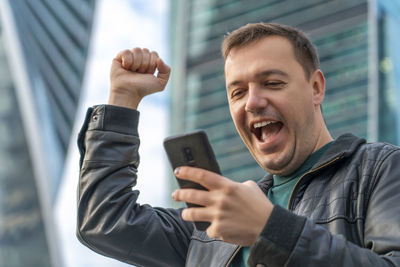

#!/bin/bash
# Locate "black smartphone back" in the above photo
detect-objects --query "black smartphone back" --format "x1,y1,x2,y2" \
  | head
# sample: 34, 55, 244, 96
163, 130, 221, 231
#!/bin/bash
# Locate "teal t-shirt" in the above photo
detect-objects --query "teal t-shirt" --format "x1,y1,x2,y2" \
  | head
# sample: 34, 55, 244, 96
230, 142, 333, 267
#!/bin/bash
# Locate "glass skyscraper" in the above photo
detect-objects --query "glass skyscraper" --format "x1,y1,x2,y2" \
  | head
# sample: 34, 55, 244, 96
0, 0, 95, 266
377, 0, 400, 144
169, 0, 400, 182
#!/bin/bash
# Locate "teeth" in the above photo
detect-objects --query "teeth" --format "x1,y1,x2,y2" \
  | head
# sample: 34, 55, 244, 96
253, 121, 276, 129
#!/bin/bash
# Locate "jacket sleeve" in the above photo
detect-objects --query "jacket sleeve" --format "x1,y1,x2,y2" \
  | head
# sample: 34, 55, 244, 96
76, 105, 193, 267
247, 149, 400, 267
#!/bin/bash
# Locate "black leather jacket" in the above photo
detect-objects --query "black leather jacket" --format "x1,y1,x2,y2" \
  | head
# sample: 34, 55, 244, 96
77, 105, 400, 267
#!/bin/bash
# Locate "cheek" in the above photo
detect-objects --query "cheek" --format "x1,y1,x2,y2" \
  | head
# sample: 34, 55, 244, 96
229, 104, 247, 134
286, 97, 315, 136
229, 101, 239, 120
285, 90, 312, 119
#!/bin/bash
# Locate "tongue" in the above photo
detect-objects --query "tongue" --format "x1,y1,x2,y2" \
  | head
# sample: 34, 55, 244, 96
260, 122, 282, 142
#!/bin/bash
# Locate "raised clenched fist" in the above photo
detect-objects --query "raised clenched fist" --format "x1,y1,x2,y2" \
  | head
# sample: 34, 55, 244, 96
109, 47, 171, 109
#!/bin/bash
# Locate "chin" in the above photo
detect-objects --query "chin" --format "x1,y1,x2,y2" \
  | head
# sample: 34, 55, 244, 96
257, 152, 295, 176
259, 160, 285, 175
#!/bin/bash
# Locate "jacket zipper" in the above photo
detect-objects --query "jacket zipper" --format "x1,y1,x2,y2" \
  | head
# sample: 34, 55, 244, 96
287, 156, 342, 210
225, 245, 242, 267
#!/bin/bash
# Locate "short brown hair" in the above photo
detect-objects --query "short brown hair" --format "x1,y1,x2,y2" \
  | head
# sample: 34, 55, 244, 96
221, 23, 320, 79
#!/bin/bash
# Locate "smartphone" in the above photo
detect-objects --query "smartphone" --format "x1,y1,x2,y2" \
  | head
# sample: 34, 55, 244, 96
163, 130, 221, 231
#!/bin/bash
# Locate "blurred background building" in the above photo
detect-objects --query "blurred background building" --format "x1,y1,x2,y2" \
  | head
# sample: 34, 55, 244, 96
0, 0, 95, 266
169, 0, 400, 182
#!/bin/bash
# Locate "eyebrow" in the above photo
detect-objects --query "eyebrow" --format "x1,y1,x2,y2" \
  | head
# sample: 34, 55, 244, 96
255, 69, 289, 79
227, 69, 289, 90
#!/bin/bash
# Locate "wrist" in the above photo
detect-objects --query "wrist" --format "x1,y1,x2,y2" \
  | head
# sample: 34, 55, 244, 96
108, 91, 141, 110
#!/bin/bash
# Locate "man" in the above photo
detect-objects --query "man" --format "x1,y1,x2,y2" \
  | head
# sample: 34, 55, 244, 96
77, 23, 400, 266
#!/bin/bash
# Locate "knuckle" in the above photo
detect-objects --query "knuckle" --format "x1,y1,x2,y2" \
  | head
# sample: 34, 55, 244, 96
197, 171, 207, 183
175, 188, 192, 202
132, 47, 142, 53
224, 182, 238, 195
117, 50, 130, 62
179, 189, 189, 200
121, 49, 130, 56
183, 208, 194, 219
174, 189, 187, 202
216, 196, 229, 210
213, 209, 224, 221
243, 180, 256, 186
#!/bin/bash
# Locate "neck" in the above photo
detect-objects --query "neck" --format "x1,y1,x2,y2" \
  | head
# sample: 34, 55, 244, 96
312, 114, 333, 153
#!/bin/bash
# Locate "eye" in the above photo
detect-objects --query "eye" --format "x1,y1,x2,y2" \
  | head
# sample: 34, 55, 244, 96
264, 81, 285, 88
230, 88, 245, 99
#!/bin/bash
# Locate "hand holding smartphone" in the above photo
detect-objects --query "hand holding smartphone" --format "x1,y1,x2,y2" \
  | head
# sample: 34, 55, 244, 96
163, 130, 221, 231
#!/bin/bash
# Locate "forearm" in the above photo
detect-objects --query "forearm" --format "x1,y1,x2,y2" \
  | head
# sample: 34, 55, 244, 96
248, 206, 400, 267
77, 105, 192, 266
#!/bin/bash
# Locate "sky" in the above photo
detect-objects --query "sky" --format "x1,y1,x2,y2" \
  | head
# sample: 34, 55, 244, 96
54, 1, 170, 266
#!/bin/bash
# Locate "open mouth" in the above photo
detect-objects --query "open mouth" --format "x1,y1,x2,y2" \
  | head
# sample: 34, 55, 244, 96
251, 121, 283, 142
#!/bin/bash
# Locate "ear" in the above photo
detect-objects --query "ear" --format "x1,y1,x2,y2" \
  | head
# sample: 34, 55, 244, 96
310, 69, 325, 107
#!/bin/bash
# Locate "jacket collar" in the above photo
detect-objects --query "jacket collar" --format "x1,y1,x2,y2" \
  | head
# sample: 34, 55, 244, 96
313, 133, 366, 169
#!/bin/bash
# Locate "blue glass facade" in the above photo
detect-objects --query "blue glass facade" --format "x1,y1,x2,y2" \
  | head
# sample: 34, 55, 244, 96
8, 0, 95, 196
0, 0, 95, 266
0, 30, 51, 266
377, 0, 400, 144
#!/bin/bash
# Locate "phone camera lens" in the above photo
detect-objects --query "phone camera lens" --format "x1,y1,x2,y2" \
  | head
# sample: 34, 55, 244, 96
183, 147, 194, 163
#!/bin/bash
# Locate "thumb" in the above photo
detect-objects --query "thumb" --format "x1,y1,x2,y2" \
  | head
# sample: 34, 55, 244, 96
156, 57, 171, 85
110, 58, 122, 74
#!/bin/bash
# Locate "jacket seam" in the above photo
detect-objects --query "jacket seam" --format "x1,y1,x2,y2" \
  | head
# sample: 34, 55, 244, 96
83, 160, 129, 164
87, 128, 139, 135
367, 148, 399, 201
190, 237, 225, 243
314, 215, 365, 224
301, 194, 356, 213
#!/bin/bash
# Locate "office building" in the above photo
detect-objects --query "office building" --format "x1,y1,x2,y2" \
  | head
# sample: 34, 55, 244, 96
169, 0, 400, 182
0, 0, 95, 266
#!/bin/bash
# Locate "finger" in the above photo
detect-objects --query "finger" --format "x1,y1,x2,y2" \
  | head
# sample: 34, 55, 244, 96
172, 188, 213, 206
147, 51, 158, 74
174, 166, 230, 190
242, 180, 258, 188
206, 222, 223, 240
110, 58, 122, 75
156, 57, 171, 86
138, 48, 150, 73
181, 207, 213, 222
116, 49, 133, 70
130, 47, 143, 72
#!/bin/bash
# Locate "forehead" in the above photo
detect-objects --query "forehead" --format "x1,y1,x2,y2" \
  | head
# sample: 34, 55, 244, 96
224, 36, 297, 79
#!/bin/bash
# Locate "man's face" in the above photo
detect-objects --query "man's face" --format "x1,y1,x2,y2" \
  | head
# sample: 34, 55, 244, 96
225, 36, 324, 176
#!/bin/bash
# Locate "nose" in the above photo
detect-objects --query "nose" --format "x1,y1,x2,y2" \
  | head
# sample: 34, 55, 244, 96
245, 86, 268, 113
